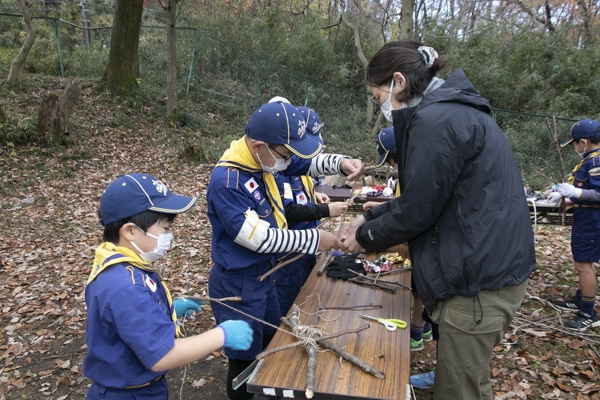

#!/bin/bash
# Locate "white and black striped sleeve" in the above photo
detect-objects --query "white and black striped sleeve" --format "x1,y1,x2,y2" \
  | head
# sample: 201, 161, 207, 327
255, 228, 320, 255
307, 154, 349, 178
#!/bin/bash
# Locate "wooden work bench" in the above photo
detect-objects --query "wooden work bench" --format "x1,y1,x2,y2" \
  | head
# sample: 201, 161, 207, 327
247, 244, 412, 400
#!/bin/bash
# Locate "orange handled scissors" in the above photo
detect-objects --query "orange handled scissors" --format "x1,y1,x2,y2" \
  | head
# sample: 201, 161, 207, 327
359, 314, 407, 331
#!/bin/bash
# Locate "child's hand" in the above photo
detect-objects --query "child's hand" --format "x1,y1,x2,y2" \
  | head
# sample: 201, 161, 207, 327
218, 320, 253, 350
315, 191, 330, 204
557, 183, 582, 199
327, 202, 348, 217
173, 298, 203, 319
362, 201, 381, 211
318, 230, 343, 252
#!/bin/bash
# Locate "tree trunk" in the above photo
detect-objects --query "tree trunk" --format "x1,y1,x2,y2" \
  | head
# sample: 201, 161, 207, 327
7, 0, 36, 87
0, 103, 6, 124
99, 0, 144, 96
166, 0, 178, 117
398, 0, 414, 40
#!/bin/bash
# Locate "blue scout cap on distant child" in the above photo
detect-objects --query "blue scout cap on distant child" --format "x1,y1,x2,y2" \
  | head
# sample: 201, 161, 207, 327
99, 173, 197, 226
296, 106, 324, 147
375, 126, 396, 167
245, 102, 322, 158
561, 119, 600, 147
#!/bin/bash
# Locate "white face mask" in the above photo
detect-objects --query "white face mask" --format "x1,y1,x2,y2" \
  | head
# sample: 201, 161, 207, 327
256, 145, 292, 173
130, 226, 173, 263
575, 141, 587, 158
380, 79, 395, 122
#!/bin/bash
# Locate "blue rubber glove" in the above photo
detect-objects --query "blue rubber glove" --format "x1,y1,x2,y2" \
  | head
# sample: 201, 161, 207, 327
173, 298, 203, 319
217, 320, 253, 351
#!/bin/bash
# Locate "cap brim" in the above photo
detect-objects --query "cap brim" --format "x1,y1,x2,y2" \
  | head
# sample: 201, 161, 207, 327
149, 194, 197, 214
285, 137, 322, 159
560, 138, 574, 147
375, 150, 390, 167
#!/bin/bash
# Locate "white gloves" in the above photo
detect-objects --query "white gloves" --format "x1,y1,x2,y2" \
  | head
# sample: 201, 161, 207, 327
557, 183, 582, 199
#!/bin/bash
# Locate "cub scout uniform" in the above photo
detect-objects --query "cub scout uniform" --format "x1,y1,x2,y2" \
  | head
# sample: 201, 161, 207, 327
83, 243, 178, 398
567, 149, 600, 261
207, 136, 348, 360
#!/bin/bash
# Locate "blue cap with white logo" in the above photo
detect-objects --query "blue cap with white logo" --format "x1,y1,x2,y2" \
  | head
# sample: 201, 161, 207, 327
99, 173, 197, 226
245, 102, 322, 159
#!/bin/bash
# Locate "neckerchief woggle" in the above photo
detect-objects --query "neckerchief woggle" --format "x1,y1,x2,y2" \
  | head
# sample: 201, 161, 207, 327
88, 242, 182, 337
217, 136, 287, 229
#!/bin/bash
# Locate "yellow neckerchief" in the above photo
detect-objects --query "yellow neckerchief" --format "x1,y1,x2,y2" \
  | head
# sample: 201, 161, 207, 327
88, 242, 181, 337
567, 149, 600, 185
395, 181, 401, 197
300, 176, 316, 204
217, 136, 287, 229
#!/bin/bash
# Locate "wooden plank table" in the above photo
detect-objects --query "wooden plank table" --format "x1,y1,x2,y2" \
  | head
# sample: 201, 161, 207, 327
247, 244, 412, 400
528, 199, 572, 225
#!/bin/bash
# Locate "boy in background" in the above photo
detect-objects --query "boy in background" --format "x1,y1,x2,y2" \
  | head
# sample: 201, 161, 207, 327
364, 126, 433, 353
554, 119, 600, 330
83, 173, 253, 400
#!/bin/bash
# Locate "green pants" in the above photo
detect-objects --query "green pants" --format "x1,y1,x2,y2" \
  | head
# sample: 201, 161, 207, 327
427, 279, 528, 400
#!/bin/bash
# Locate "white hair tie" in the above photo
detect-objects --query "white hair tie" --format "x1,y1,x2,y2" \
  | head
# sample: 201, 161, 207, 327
418, 46, 438, 68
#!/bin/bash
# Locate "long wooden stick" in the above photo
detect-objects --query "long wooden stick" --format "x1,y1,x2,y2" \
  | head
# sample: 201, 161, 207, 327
258, 253, 305, 281
316, 250, 333, 276
255, 324, 371, 360
348, 278, 397, 293
281, 316, 386, 380
346, 269, 412, 290
185, 295, 241, 302
289, 305, 317, 398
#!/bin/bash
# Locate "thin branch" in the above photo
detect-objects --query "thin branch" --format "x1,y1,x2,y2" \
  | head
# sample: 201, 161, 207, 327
258, 253, 305, 281
347, 278, 397, 293
186, 295, 241, 302
347, 269, 411, 290
255, 324, 371, 360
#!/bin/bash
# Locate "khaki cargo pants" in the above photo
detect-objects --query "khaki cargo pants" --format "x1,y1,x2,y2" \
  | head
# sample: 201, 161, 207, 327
427, 279, 528, 400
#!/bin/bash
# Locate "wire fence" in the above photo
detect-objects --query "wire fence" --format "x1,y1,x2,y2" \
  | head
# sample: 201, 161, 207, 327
0, 12, 581, 191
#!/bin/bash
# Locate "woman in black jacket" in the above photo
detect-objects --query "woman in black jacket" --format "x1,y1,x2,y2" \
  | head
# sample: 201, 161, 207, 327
341, 40, 536, 400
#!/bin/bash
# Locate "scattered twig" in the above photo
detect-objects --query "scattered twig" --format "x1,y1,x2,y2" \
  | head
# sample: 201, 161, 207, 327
186, 295, 241, 302
258, 253, 305, 281
323, 304, 382, 310
377, 267, 411, 276
347, 278, 397, 293
316, 250, 333, 276
587, 342, 600, 359
281, 316, 386, 380
256, 324, 371, 360
346, 268, 411, 290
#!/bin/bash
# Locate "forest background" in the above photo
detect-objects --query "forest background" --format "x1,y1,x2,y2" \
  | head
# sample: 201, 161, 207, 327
1, 1, 600, 399
0, 0, 599, 189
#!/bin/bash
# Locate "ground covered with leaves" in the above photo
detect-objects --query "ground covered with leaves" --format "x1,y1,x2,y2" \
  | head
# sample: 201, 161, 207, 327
1, 76, 599, 399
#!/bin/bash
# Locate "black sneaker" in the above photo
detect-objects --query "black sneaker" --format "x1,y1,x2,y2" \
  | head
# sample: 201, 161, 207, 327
564, 311, 600, 331
554, 298, 580, 312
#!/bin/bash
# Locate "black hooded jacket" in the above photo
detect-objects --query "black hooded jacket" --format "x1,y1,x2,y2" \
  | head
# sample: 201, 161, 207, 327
356, 69, 536, 309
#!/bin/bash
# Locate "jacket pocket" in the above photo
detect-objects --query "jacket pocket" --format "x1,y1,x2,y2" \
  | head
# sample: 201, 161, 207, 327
434, 227, 465, 287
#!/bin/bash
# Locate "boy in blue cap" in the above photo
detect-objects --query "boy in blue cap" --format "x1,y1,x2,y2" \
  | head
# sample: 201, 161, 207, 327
553, 119, 600, 330
84, 173, 253, 400
364, 126, 433, 353
273, 105, 348, 316
207, 101, 363, 400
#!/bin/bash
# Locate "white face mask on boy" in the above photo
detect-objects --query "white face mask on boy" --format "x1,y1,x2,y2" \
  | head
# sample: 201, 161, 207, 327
130, 226, 173, 263
256, 145, 292, 173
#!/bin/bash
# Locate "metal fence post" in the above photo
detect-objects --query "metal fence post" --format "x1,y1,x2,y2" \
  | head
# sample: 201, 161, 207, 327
186, 29, 196, 94
53, 18, 64, 78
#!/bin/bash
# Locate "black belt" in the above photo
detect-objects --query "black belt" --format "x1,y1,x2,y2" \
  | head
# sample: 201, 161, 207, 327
125, 375, 164, 389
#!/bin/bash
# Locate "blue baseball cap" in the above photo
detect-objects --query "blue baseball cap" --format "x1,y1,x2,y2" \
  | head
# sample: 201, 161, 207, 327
375, 126, 396, 167
245, 102, 322, 158
99, 173, 197, 226
561, 119, 600, 147
296, 106, 324, 146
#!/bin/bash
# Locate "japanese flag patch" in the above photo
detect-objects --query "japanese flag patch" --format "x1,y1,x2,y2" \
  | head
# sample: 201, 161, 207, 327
145, 274, 157, 292
296, 191, 308, 205
244, 177, 259, 193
